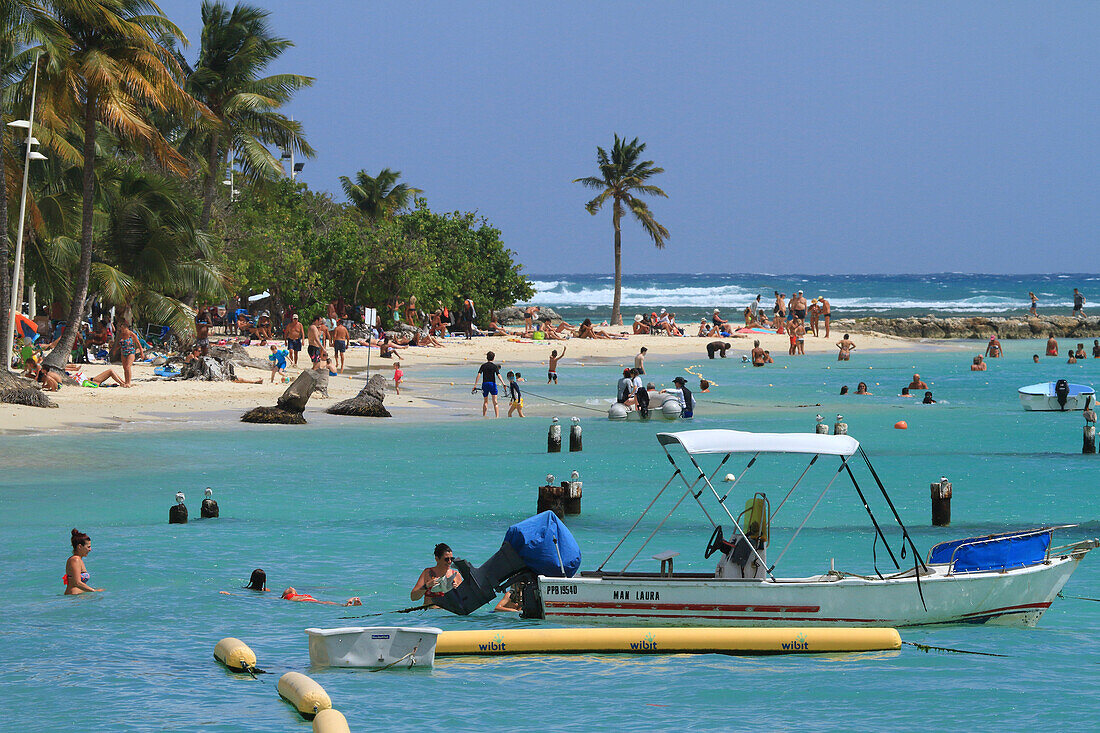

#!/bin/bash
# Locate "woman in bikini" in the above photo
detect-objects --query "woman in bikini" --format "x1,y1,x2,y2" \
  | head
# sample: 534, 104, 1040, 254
116, 322, 143, 387
411, 543, 464, 607
64, 529, 103, 595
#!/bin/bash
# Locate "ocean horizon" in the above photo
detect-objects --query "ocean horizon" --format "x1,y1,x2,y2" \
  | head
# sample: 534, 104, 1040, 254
522, 272, 1100, 323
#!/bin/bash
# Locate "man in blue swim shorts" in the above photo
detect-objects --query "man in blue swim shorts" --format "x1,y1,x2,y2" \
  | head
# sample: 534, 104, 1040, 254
472, 350, 503, 418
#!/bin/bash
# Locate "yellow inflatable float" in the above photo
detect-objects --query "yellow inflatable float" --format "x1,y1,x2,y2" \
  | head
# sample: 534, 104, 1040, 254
435, 627, 900, 656
278, 671, 332, 719
312, 708, 351, 733
213, 637, 257, 673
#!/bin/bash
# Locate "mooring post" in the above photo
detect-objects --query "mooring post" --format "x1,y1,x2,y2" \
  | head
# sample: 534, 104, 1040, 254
564, 470, 582, 515
833, 414, 847, 436
537, 474, 565, 518
815, 414, 828, 434
200, 487, 219, 518
931, 476, 951, 526
548, 417, 561, 453
1083, 398, 1096, 454
569, 416, 583, 452
169, 491, 188, 524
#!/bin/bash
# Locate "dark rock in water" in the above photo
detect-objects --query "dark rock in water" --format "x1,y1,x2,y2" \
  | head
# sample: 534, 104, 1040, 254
832, 314, 1100, 339
201, 498, 219, 518
240, 405, 307, 424
169, 503, 188, 524
241, 368, 328, 424
327, 374, 391, 417
0, 371, 57, 408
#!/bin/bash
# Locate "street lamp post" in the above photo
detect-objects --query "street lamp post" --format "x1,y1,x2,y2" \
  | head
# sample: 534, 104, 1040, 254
3, 53, 47, 371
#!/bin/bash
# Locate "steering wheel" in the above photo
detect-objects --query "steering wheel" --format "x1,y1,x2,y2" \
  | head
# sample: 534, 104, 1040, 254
704, 525, 726, 559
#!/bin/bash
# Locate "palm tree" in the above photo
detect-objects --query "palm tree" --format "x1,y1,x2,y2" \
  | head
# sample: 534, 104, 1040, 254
574, 134, 669, 326
187, 1, 314, 230
339, 168, 421, 221
30, 0, 199, 370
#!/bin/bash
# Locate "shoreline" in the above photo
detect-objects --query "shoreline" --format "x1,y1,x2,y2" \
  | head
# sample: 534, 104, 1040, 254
0, 328, 984, 436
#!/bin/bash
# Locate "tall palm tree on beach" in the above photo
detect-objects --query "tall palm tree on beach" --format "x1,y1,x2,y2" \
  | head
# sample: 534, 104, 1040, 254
574, 134, 668, 326
339, 168, 421, 221
186, 0, 314, 230
31, 0, 199, 370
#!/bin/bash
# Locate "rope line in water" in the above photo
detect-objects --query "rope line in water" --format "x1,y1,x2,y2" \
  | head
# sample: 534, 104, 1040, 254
339, 604, 428, 620
1059, 592, 1100, 603
902, 640, 1007, 657
519, 386, 608, 413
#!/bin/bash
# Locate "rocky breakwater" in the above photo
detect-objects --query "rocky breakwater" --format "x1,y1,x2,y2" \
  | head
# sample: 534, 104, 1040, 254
832, 315, 1100, 340
496, 306, 564, 325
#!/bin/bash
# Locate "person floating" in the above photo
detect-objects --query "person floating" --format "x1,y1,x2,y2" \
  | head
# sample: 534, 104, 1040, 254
411, 543, 464, 606
64, 529, 104, 595
281, 587, 361, 606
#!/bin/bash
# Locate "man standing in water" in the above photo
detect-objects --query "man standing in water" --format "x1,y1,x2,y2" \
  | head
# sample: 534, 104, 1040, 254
473, 350, 503, 417
284, 314, 303, 366
634, 346, 647, 374
548, 346, 566, 384
836, 334, 856, 361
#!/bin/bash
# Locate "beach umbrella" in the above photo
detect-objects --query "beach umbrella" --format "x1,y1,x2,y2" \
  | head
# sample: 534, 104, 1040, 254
14, 313, 38, 342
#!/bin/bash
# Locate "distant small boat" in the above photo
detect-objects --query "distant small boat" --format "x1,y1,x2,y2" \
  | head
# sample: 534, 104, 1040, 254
1018, 380, 1095, 411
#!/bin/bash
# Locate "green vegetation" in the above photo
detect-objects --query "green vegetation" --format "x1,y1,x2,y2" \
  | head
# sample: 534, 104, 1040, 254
0, 0, 531, 369
575, 134, 668, 326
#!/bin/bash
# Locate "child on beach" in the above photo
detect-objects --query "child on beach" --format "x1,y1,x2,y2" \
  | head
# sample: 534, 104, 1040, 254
268, 345, 288, 382
393, 362, 403, 394
507, 371, 525, 417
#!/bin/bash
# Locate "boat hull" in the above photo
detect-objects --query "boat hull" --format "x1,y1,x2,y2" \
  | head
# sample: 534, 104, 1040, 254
538, 553, 1084, 628
305, 626, 441, 669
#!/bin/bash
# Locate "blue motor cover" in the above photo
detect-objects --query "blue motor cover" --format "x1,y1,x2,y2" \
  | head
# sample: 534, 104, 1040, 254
504, 511, 581, 577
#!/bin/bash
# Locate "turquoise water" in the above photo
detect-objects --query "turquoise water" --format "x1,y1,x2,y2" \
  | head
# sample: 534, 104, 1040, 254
2, 339, 1098, 731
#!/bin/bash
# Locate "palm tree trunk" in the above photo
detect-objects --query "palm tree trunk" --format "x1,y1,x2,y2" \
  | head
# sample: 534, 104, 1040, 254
611, 201, 623, 326
0, 125, 10, 368
199, 132, 221, 231
45, 94, 98, 370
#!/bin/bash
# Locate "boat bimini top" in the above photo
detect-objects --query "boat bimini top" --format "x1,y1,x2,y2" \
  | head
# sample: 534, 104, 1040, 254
598, 429, 926, 583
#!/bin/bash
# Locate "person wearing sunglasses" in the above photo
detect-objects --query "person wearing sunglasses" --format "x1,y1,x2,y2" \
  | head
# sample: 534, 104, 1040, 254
411, 543, 464, 606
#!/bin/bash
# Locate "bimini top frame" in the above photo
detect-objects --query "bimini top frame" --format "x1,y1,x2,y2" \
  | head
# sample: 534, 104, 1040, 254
598, 429, 926, 582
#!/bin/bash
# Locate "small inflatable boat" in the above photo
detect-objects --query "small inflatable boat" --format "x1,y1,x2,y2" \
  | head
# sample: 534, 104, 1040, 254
1018, 380, 1095, 411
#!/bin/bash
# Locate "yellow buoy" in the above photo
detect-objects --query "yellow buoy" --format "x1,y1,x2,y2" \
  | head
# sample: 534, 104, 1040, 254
312, 708, 350, 733
278, 672, 331, 719
435, 627, 900, 655
213, 637, 257, 673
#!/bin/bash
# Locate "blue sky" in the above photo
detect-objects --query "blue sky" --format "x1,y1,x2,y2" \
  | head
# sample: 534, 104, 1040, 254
159, 1, 1100, 275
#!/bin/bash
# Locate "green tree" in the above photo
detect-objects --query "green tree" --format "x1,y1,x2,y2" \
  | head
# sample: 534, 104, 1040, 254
31, 0, 198, 370
339, 168, 420, 221
574, 134, 668, 325
187, 0, 314, 230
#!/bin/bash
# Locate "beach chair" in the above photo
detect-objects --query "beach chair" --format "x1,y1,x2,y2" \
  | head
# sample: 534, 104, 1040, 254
146, 324, 170, 347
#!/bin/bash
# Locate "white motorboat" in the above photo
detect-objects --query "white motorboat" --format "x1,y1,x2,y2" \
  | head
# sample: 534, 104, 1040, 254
1018, 380, 1095, 411
305, 626, 441, 669
531, 430, 1096, 628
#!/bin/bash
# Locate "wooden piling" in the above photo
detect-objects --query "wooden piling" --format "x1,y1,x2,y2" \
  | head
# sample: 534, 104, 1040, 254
538, 475, 565, 518
833, 414, 847, 436
931, 478, 951, 526
563, 474, 582, 515
1084, 426, 1096, 454
548, 418, 562, 453
569, 417, 582, 452
815, 415, 828, 434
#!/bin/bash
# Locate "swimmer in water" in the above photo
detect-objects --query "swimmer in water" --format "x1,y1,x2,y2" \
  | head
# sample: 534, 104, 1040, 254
64, 529, 103, 595
411, 543, 464, 606
281, 587, 361, 606
245, 569, 269, 591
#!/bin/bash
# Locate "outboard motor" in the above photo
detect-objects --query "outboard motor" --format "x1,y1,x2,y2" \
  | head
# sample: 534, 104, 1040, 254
705, 493, 770, 579
1055, 379, 1070, 410
434, 511, 582, 616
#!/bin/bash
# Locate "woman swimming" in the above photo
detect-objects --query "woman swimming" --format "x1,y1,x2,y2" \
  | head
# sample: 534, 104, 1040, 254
280, 587, 361, 606
64, 529, 103, 595
411, 543, 464, 606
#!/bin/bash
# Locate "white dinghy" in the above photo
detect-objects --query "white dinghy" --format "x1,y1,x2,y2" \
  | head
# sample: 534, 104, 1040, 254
306, 626, 441, 669
1018, 380, 1095, 411
531, 429, 1096, 628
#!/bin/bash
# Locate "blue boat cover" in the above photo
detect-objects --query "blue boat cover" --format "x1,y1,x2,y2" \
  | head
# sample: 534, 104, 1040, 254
928, 530, 1050, 572
504, 511, 581, 577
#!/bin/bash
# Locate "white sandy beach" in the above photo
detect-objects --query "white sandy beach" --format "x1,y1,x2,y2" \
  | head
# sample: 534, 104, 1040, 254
2, 330, 963, 434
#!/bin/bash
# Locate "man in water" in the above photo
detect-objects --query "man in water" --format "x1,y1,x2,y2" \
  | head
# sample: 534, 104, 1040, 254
284, 314, 303, 366
1073, 288, 1086, 316
751, 340, 765, 367
707, 341, 731, 359
634, 346, 647, 374
908, 374, 928, 390
836, 334, 856, 361
473, 350, 503, 417
548, 346, 566, 384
